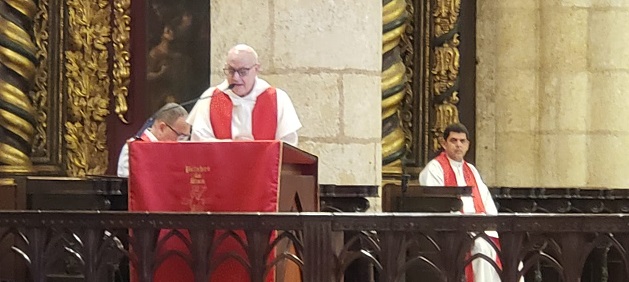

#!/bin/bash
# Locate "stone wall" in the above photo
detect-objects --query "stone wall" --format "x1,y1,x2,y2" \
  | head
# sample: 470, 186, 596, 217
477, 0, 629, 188
209, 0, 382, 185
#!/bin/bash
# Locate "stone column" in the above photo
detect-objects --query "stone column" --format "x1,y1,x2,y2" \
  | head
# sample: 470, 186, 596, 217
538, 1, 589, 187
477, 1, 629, 188
476, 1, 540, 186
587, 1, 629, 187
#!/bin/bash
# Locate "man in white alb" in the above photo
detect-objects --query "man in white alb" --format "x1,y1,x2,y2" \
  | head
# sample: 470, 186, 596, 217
419, 123, 520, 282
187, 44, 301, 145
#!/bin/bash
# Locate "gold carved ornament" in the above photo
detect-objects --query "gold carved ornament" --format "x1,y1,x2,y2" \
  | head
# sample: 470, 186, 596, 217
382, 0, 409, 174
399, 0, 415, 165
434, 0, 460, 37
64, 0, 111, 176
31, 0, 50, 159
431, 0, 461, 152
112, 0, 131, 124
0, 0, 38, 173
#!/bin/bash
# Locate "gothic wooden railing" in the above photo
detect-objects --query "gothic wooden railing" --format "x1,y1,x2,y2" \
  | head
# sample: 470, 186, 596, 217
0, 211, 628, 282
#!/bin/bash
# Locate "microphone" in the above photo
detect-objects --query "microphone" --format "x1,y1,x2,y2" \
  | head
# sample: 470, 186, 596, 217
399, 157, 410, 211
132, 83, 235, 140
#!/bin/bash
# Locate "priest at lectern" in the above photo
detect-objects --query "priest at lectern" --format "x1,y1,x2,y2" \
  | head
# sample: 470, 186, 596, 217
129, 44, 306, 281
187, 44, 301, 145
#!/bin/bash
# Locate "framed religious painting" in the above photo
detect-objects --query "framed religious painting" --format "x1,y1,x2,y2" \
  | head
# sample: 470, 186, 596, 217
143, 0, 211, 113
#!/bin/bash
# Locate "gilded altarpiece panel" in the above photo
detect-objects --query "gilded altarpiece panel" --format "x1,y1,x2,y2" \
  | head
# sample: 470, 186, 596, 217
0, 0, 63, 175
9, 0, 133, 176
383, 0, 476, 180
21, 0, 209, 177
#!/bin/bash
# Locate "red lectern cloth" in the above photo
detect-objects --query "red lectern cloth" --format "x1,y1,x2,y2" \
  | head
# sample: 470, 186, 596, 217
128, 141, 282, 282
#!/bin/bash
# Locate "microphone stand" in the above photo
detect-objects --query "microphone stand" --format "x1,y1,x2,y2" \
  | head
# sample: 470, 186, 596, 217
132, 83, 234, 140
399, 158, 410, 211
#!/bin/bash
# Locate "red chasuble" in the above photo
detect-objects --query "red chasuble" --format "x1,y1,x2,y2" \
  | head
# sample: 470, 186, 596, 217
129, 141, 281, 282
210, 87, 278, 140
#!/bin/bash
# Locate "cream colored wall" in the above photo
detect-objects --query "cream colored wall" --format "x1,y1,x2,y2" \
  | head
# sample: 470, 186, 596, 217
209, 0, 382, 185
477, 1, 629, 188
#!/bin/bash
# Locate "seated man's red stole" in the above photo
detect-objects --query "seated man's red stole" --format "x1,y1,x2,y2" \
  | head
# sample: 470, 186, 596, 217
137, 132, 150, 142
210, 87, 278, 139
436, 152, 501, 282
435, 152, 486, 213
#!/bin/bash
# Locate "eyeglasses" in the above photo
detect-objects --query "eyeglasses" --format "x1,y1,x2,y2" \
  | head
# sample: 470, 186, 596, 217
222, 65, 256, 77
165, 123, 190, 141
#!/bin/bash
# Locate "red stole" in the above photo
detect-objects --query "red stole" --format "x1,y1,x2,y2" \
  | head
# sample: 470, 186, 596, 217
435, 152, 485, 213
210, 87, 278, 140
436, 152, 498, 282
137, 132, 150, 142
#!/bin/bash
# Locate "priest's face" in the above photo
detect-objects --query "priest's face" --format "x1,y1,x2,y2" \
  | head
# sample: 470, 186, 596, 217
224, 52, 259, 97
440, 131, 469, 162
154, 117, 191, 141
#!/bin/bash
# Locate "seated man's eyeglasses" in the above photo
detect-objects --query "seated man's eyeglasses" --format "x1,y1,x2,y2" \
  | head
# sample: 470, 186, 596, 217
223, 65, 256, 77
165, 123, 190, 141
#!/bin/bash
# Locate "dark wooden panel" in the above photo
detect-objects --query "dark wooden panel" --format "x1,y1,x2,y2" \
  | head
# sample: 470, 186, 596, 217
382, 183, 470, 212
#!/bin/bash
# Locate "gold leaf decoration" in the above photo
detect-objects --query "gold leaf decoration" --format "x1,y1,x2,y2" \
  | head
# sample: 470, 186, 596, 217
434, 0, 460, 37
399, 0, 416, 164
431, 1, 461, 152
112, 0, 131, 123
30, 0, 50, 159
64, 0, 111, 176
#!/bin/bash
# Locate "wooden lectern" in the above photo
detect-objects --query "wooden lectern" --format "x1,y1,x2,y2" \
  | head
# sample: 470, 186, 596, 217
128, 141, 318, 282
382, 183, 471, 212
276, 143, 319, 212
382, 183, 471, 282
129, 141, 318, 213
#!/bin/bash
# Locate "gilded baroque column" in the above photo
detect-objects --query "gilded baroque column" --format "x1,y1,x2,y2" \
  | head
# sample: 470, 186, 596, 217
0, 0, 38, 173
381, 0, 409, 175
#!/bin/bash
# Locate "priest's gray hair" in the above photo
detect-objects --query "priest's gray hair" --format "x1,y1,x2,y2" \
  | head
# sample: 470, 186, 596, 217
154, 103, 188, 125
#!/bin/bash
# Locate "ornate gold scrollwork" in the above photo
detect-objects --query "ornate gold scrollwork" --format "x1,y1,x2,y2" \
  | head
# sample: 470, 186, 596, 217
112, 0, 131, 124
382, 0, 410, 175
64, 0, 111, 176
399, 0, 416, 164
0, 0, 38, 173
31, 0, 50, 159
434, 0, 460, 37
431, 1, 461, 152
